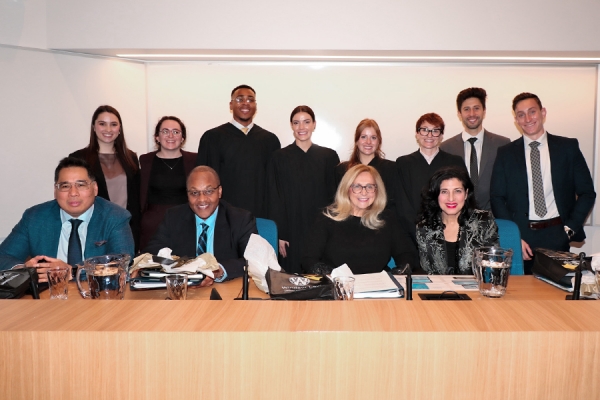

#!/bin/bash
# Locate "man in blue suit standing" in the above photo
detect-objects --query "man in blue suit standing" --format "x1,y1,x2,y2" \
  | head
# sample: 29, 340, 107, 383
491, 93, 596, 274
0, 157, 134, 280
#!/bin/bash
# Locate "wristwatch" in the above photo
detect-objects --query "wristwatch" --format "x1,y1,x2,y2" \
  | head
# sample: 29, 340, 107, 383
564, 226, 575, 239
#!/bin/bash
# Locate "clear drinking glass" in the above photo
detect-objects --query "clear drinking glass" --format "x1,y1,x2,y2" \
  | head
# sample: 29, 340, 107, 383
333, 276, 355, 300
473, 247, 513, 298
165, 274, 188, 300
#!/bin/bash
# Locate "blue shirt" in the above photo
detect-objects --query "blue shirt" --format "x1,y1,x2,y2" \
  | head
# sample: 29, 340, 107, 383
195, 207, 227, 282
57, 205, 94, 264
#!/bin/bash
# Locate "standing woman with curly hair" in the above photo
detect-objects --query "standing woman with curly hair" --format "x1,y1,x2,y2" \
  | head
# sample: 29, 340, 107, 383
70, 105, 141, 250
139, 116, 196, 250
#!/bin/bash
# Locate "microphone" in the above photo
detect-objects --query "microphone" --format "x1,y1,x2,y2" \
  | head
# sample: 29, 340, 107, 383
405, 264, 413, 301
570, 252, 585, 300
242, 259, 249, 300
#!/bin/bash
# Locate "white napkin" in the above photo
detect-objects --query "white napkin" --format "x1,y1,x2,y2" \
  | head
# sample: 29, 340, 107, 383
243, 233, 281, 293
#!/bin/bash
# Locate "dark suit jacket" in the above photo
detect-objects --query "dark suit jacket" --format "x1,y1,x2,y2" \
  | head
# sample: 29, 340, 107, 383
440, 130, 510, 210
0, 197, 135, 270
139, 150, 197, 212
69, 148, 141, 249
490, 133, 596, 243
144, 200, 257, 279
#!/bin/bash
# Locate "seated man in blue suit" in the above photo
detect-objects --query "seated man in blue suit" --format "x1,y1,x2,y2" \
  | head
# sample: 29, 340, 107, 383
144, 166, 257, 286
0, 157, 135, 280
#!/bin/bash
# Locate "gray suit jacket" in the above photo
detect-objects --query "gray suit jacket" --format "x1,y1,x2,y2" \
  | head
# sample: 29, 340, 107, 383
440, 130, 510, 210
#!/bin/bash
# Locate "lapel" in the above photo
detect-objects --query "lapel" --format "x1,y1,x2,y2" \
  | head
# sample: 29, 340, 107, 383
546, 133, 562, 194
479, 130, 495, 177
181, 206, 199, 258
139, 151, 157, 211
44, 201, 63, 257
213, 203, 230, 259
85, 198, 108, 255
454, 135, 465, 159
511, 137, 529, 202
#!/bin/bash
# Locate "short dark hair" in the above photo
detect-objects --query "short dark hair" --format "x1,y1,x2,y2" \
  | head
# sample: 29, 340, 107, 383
290, 105, 316, 123
187, 165, 221, 187
154, 116, 187, 150
512, 92, 542, 111
456, 87, 487, 111
54, 157, 96, 183
415, 113, 445, 135
418, 166, 477, 228
231, 85, 256, 97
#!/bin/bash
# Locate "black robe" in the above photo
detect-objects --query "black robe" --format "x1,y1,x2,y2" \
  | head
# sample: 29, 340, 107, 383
268, 143, 340, 273
395, 150, 467, 257
335, 157, 397, 210
196, 123, 281, 218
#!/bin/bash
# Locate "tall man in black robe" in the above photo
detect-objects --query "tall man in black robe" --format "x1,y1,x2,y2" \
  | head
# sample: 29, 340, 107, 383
196, 85, 281, 218
395, 113, 466, 265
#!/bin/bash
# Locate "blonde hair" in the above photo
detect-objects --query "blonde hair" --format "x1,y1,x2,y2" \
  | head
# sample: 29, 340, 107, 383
324, 164, 387, 230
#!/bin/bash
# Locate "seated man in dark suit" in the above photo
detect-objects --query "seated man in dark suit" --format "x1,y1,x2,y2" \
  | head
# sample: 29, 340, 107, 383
144, 166, 257, 285
0, 157, 135, 280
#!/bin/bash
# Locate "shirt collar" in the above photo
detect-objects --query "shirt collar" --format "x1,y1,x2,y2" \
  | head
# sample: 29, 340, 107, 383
60, 204, 94, 224
195, 206, 219, 227
419, 148, 439, 163
522, 131, 548, 147
461, 127, 484, 143
230, 119, 254, 133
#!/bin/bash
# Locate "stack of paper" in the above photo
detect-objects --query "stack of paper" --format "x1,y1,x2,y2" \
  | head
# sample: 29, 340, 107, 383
330, 264, 403, 299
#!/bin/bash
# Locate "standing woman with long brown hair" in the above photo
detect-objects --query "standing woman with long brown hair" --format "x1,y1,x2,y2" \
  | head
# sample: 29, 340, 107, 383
70, 105, 141, 250
335, 119, 397, 209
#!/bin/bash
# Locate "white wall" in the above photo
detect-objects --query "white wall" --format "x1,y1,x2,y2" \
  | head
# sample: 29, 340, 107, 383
146, 62, 596, 166
46, 0, 600, 52
0, 45, 146, 238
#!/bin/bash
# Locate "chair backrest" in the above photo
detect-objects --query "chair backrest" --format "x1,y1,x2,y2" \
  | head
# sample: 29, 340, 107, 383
495, 219, 524, 275
255, 218, 278, 256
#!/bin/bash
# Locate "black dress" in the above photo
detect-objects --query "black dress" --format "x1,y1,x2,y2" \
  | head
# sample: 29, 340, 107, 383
268, 143, 339, 274
395, 150, 466, 257
301, 211, 417, 275
196, 123, 281, 218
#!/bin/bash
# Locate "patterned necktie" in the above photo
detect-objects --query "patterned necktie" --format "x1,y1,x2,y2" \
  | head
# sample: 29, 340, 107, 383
241, 127, 248, 134
467, 137, 479, 186
529, 141, 547, 217
197, 223, 209, 256
67, 219, 83, 269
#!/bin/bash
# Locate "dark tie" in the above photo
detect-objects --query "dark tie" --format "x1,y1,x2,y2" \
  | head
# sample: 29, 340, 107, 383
197, 223, 209, 256
68, 219, 83, 270
467, 137, 479, 186
529, 141, 547, 217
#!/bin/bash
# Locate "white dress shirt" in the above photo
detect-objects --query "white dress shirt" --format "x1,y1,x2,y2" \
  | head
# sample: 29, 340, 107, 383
230, 119, 254, 134
461, 128, 484, 174
56, 205, 94, 263
523, 132, 559, 221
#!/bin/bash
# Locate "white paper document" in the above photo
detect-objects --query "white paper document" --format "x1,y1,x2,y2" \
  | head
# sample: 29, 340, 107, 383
330, 264, 403, 299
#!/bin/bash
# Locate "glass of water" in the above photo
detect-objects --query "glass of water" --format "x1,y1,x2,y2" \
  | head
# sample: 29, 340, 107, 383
473, 247, 513, 298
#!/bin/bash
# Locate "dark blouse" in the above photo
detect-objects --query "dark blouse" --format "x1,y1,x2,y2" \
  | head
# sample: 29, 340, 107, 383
147, 156, 188, 205
302, 210, 417, 275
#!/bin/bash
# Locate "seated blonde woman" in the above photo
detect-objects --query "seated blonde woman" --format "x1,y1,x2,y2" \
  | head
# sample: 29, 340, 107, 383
302, 164, 416, 275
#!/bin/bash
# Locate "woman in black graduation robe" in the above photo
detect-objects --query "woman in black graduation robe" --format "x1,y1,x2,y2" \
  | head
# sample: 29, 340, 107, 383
268, 106, 339, 274
335, 118, 396, 210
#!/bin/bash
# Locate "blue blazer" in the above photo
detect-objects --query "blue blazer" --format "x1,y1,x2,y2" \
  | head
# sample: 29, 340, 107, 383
490, 133, 596, 242
0, 197, 134, 270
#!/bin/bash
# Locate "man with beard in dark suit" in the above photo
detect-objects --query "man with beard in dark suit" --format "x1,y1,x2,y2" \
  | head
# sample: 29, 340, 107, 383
440, 87, 510, 210
145, 166, 257, 285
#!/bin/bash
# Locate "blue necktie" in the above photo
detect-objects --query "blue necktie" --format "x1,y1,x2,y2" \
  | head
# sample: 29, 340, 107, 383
68, 219, 83, 270
197, 223, 209, 256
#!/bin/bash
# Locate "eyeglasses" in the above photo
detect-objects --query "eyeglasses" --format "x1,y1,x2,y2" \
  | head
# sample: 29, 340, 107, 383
233, 96, 256, 104
159, 129, 182, 136
418, 127, 443, 137
350, 184, 377, 194
187, 186, 221, 198
55, 180, 94, 192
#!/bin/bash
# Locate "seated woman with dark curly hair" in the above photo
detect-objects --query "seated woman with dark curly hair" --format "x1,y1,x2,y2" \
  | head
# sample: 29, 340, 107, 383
302, 164, 416, 275
416, 166, 499, 275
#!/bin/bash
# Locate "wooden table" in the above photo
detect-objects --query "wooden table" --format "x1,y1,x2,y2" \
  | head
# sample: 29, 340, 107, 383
1, 276, 599, 399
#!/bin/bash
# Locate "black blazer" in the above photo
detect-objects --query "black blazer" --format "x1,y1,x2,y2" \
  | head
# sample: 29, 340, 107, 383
143, 200, 258, 279
70, 147, 141, 249
490, 133, 596, 242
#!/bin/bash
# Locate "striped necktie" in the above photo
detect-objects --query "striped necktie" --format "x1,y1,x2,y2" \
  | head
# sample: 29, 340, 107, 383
529, 141, 547, 217
197, 223, 209, 256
